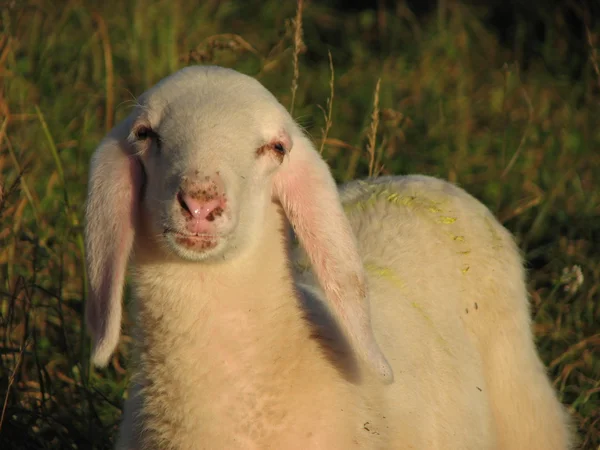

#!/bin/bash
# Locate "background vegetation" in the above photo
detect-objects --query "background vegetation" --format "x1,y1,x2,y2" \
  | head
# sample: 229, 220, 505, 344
0, 0, 598, 448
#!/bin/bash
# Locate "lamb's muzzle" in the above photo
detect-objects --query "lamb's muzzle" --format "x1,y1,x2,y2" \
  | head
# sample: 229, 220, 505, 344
177, 171, 226, 224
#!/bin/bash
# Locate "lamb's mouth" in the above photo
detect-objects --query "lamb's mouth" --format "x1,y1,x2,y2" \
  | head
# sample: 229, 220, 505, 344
164, 229, 227, 251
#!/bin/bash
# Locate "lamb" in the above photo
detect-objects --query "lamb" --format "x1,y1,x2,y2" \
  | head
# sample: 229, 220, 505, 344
84, 65, 574, 449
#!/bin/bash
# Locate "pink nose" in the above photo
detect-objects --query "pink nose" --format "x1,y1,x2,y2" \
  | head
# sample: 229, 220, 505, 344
177, 174, 227, 233
178, 192, 224, 222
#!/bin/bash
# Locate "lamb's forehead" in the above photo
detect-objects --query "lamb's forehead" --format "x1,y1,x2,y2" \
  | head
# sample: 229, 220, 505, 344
140, 66, 287, 128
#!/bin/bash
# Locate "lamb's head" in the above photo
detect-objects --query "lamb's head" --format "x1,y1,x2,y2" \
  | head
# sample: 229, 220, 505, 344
84, 65, 393, 383
129, 66, 296, 261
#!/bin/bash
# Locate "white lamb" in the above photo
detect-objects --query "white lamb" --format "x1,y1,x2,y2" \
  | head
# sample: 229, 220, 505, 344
84, 65, 574, 450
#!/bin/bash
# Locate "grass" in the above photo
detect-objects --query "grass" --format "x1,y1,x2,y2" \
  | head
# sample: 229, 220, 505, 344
0, 0, 599, 448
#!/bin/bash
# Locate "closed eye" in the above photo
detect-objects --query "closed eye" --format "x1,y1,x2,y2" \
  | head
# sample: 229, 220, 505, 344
132, 124, 162, 151
273, 143, 286, 154
256, 140, 287, 162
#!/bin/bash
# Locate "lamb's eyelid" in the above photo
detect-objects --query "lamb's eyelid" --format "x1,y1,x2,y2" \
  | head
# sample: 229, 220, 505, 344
126, 125, 162, 151
126, 129, 138, 144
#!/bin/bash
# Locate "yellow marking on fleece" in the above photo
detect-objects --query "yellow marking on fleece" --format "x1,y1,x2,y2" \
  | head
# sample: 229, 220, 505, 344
443, 232, 466, 242
437, 216, 457, 224
364, 262, 405, 289
343, 184, 471, 255
398, 195, 417, 206
461, 264, 471, 274
364, 259, 453, 355
484, 215, 503, 250
386, 192, 400, 203
343, 183, 447, 215
411, 301, 453, 356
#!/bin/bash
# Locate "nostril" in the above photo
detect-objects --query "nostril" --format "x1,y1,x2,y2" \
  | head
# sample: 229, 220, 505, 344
177, 191, 192, 217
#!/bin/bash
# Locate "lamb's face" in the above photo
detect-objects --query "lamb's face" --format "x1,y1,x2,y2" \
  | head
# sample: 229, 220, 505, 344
85, 65, 392, 378
129, 67, 293, 262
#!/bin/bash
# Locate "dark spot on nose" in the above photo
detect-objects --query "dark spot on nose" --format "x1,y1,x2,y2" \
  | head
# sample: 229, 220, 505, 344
206, 206, 224, 222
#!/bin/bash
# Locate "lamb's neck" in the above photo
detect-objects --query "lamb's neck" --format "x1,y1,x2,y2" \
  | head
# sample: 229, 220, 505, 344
133, 261, 303, 362
131, 204, 313, 396
126, 206, 364, 449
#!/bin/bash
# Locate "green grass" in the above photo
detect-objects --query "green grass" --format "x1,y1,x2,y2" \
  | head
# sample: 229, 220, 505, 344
1, 1, 598, 448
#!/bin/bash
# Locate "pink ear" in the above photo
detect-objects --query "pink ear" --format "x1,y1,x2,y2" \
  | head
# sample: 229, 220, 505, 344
274, 132, 393, 383
85, 116, 143, 367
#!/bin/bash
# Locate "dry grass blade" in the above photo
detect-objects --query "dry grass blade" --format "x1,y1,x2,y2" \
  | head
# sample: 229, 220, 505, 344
184, 33, 264, 64
366, 78, 381, 178
549, 335, 600, 370
289, 0, 304, 115
318, 50, 335, 154
500, 62, 511, 169
2, 119, 40, 225
35, 105, 66, 189
502, 81, 534, 179
585, 25, 600, 90
323, 137, 361, 153
93, 12, 115, 133
0, 36, 12, 69
0, 338, 30, 434
500, 194, 543, 223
